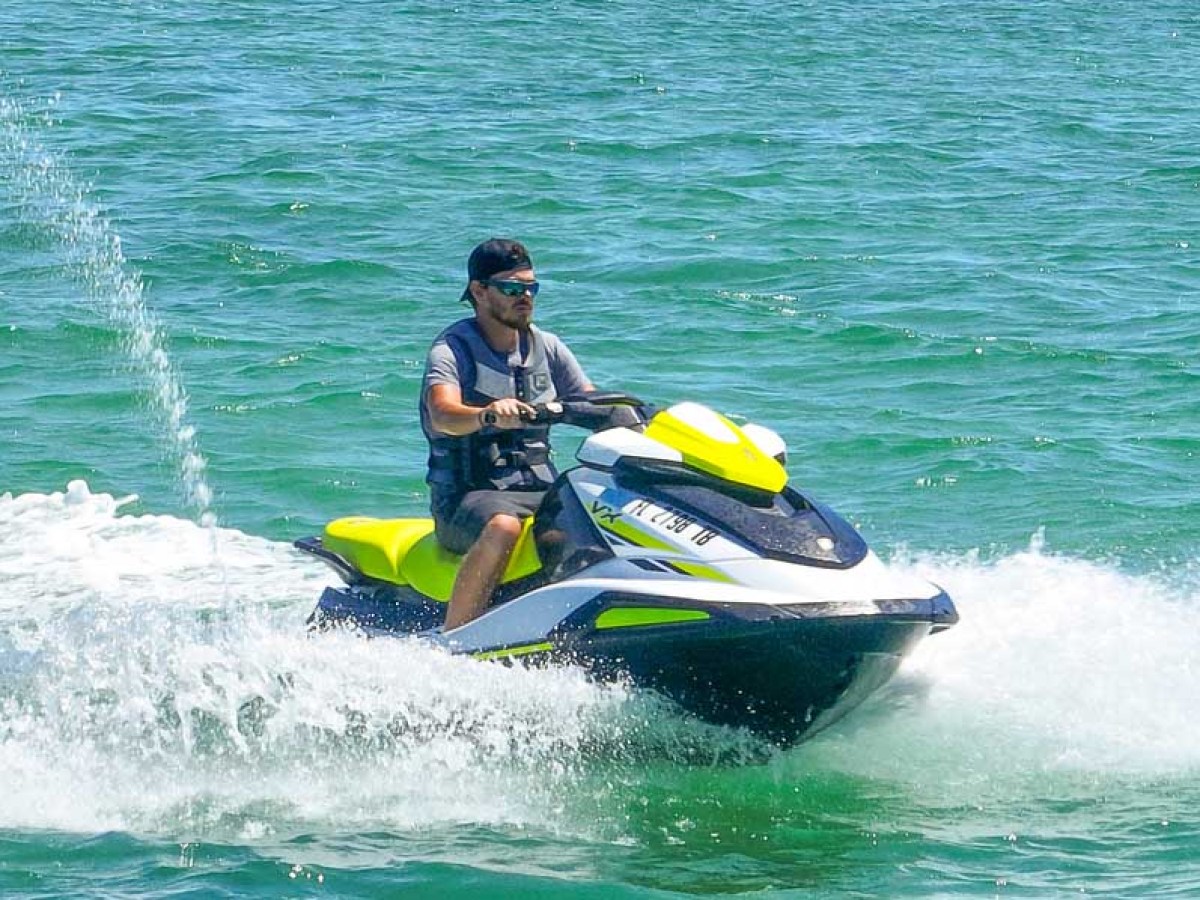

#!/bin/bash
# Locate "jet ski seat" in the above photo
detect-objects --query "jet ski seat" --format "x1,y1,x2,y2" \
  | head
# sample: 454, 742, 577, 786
322, 516, 541, 602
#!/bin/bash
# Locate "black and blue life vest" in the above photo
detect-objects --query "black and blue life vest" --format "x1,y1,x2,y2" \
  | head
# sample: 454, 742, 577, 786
423, 320, 559, 494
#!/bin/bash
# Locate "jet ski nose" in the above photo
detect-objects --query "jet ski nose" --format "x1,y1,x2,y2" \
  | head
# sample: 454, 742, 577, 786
929, 588, 959, 632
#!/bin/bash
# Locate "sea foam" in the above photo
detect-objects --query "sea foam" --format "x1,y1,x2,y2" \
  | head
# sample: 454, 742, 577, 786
1, 484, 1196, 837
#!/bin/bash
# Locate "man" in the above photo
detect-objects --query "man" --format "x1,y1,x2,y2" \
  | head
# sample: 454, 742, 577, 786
420, 238, 593, 630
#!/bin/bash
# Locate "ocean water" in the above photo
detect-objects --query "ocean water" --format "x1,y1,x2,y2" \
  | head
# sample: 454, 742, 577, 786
2, 1, 1197, 896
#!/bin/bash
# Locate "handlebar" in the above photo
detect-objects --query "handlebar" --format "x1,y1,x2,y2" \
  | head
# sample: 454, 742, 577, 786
481, 404, 580, 426
483, 391, 648, 431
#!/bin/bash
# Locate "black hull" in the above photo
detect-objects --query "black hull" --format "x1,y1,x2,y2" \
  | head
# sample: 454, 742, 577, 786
565, 614, 932, 744
309, 584, 443, 634
309, 584, 951, 746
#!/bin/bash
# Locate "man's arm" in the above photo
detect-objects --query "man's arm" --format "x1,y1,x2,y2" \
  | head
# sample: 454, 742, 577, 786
426, 383, 534, 435
425, 336, 534, 435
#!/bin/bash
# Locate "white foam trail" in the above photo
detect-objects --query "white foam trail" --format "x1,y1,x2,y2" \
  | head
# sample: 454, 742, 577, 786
4, 487, 1196, 835
0, 94, 214, 523
808, 533, 1200, 786
0, 484, 645, 835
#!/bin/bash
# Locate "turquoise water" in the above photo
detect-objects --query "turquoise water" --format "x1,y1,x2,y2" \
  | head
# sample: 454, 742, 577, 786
2, 1, 1198, 896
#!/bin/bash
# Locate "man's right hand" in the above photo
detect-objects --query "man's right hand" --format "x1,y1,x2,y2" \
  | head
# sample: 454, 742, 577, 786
481, 398, 536, 430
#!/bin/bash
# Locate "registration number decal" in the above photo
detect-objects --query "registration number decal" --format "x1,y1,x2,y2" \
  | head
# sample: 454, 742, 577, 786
625, 498, 718, 546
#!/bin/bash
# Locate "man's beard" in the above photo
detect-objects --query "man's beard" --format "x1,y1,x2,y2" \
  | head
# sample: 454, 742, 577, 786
496, 307, 532, 331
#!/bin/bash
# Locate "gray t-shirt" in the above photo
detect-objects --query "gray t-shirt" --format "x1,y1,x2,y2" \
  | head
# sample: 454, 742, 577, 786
420, 318, 590, 440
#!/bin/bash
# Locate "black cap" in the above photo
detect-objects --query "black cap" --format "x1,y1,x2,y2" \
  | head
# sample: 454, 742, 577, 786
461, 238, 533, 302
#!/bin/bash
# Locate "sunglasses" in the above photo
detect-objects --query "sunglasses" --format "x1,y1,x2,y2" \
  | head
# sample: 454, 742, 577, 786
481, 278, 540, 298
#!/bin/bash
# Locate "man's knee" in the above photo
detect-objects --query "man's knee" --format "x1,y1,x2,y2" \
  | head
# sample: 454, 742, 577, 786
481, 513, 524, 543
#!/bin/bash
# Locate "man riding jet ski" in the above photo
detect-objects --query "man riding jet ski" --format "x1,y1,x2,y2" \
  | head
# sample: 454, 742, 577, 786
296, 395, 958, 745
420, 238, 609, 632
297, 238, 955, 744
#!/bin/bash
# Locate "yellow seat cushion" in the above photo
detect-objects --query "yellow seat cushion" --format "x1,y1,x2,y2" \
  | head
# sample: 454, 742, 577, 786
323, 516, 542, 602
323, 517, 435, 584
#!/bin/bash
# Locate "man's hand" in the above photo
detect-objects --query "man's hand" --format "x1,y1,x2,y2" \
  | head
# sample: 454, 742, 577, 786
481, 398, 536, 430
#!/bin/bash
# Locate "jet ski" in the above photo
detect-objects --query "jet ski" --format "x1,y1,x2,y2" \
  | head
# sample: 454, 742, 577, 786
295, 394, 957, 745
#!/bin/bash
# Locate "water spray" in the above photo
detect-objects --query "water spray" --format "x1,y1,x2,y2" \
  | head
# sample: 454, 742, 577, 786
1, 92, 216, 524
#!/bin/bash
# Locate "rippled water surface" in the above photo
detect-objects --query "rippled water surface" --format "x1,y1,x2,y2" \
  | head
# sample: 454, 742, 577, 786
2, 1, 1198, 896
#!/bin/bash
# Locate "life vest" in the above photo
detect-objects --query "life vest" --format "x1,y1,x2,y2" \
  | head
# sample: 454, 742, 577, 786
425, 321, 559, 494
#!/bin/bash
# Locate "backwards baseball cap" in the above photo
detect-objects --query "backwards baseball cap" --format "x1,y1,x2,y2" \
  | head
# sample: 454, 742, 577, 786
460, 238, 533, 302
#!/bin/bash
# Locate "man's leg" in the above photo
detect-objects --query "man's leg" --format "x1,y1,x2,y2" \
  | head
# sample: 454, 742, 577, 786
444, 513, 523, 631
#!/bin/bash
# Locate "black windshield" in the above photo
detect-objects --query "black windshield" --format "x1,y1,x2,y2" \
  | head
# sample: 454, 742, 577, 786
614, 459, 868, 568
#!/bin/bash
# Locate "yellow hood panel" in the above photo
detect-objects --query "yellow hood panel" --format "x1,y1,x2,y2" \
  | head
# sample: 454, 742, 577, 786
644, 404, 787, 494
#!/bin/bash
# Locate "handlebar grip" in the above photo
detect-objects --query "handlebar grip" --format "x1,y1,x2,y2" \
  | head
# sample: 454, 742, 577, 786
482, 403, 560, 427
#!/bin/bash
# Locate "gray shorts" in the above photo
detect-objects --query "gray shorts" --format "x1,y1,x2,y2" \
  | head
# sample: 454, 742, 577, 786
431, 489, 545, 555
